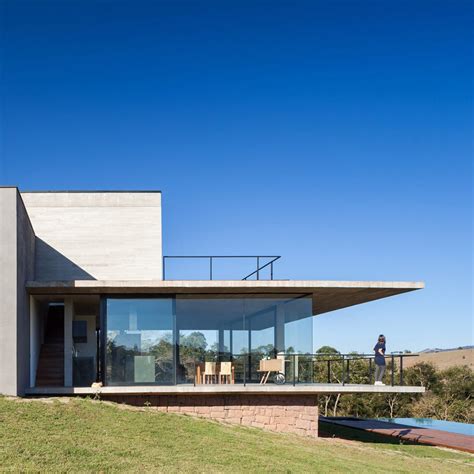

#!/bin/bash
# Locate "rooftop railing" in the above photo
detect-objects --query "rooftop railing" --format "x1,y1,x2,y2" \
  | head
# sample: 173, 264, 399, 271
162, 255, 281, 280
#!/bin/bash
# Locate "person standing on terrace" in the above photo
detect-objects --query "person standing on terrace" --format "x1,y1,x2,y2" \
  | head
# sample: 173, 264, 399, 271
374, 335, 386, 385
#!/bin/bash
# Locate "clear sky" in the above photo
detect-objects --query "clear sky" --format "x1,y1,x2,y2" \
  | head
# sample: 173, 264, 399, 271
1, 1, 472, 353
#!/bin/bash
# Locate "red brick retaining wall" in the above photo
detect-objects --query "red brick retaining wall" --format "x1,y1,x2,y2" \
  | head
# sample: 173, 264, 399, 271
102, 394, 319, 437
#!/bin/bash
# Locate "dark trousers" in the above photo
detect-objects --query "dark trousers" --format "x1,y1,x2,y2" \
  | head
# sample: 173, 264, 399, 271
375, 364, 386, 382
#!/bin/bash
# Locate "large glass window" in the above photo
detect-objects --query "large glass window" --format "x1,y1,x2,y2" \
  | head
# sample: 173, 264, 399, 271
105, 298, 174, 385
175, 294, 313, 384
103, 294, 313, 385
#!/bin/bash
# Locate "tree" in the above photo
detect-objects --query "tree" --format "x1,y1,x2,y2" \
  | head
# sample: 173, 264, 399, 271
314, 346, 340, 416
315, 350, 473, 422
403, 362, 439, 391
434, 366, 474, 422
316, 345, 339, 354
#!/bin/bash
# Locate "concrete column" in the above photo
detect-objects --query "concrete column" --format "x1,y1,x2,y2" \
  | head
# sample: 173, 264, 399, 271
275, 303, 285, 353
64, 298, 73, 387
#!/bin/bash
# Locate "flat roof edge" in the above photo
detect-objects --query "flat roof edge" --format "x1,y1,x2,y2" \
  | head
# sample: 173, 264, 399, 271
20, 190, 162, 193
26, 280, 425, 290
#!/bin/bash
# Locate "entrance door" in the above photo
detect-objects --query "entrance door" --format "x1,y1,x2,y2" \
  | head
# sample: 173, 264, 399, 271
35, 303, 65, 387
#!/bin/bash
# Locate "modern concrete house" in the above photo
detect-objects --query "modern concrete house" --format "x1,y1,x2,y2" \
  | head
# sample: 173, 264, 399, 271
0, 187, 424, 436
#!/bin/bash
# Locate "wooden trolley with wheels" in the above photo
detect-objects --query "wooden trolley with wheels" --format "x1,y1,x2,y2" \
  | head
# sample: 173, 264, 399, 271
258, 358, 285, 385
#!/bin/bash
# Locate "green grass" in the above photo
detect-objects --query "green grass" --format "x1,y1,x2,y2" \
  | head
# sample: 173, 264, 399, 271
0, 396, 472, 473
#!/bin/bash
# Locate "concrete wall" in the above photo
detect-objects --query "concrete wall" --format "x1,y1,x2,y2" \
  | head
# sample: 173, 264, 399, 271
21, 192, 162, 281
0, 188, 18, 395
0, 188, 35, 395
16, 194, 36, 394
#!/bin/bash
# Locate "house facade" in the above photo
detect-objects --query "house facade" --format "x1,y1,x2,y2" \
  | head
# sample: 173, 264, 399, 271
0, 187, 424, 436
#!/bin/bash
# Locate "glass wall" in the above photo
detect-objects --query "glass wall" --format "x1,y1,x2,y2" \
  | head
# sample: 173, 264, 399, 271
104, 294, 313, 385
105, 298, 174, 385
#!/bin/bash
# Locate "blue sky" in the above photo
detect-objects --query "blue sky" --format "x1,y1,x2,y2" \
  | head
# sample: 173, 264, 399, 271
1, 1, 472, 353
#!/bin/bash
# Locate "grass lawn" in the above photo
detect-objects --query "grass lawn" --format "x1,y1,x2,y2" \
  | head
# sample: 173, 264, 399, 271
0, 396, 472, 473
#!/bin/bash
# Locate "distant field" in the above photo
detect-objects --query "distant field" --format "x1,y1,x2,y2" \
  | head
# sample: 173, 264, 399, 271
404, 349, 473, 370
0, 397, 473, 473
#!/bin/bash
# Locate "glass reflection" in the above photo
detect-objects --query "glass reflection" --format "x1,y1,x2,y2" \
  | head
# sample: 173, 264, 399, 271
106, 298, 174, 385
104, 294, 313, 385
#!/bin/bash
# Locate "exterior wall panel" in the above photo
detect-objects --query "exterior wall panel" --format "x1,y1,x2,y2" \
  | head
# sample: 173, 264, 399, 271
16, 194, 36, 394
0, 188, 18, 395
0, 188, 35, 395
21, 192, 162, 281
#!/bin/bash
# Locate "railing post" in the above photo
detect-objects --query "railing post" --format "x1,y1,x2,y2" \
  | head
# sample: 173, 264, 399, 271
193, 359, 196, 387
327, 360, 331, 383
341, 355, 345, 385
256, 257, 260, 280
210, 257, 213, 280
400, 355, 404, 386
391, 354, 394, 386
270, 261, 273, 280
369, 357, 373, 384
293, 354, 296, 386
243, 356, 246, 387
162, 257, 166, 280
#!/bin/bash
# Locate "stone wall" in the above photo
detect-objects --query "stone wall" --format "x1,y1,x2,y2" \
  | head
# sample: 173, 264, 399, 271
102, 394, 319, 437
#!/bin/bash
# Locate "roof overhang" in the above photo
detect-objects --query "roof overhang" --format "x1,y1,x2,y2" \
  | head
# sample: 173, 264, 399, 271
26, 280, 424, 316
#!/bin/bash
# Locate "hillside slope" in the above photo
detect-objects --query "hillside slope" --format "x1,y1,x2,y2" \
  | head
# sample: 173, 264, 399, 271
404, 349, 473, 370
0, 397, 472, 473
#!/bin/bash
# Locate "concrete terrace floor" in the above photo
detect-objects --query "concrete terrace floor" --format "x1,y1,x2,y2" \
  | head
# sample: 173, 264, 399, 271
26, 383, 425, 396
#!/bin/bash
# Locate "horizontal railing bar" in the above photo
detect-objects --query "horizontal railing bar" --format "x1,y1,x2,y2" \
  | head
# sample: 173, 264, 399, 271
163, 255, 281, 259
192, 352, 418, 359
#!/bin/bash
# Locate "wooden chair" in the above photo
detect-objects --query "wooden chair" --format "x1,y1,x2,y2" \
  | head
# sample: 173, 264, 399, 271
195, 363, 204, 385
219, 362, 234, 384
203, 362, 218, 384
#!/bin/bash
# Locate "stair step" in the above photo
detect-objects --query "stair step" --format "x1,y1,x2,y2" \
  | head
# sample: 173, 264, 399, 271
36, 382, 64, 387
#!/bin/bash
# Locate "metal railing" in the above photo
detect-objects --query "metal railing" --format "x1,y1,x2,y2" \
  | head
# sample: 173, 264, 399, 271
162, 255, 281, 280
182, 352, 418, 387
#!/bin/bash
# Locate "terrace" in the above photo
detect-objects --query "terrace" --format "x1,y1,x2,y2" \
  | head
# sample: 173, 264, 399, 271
26, 256, 424, 396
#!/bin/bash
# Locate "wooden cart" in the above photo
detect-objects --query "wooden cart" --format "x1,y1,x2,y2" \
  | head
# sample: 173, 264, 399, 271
258, 358, 285, 384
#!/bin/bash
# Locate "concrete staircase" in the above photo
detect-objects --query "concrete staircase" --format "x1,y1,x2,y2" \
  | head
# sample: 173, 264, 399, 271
35, 305, 64, 387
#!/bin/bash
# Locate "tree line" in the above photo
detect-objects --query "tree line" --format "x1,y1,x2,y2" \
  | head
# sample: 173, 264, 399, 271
316, 346, 473, 423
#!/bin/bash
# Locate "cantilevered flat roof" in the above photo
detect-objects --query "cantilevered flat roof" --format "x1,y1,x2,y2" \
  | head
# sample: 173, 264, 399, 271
26, 280, 424, 316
